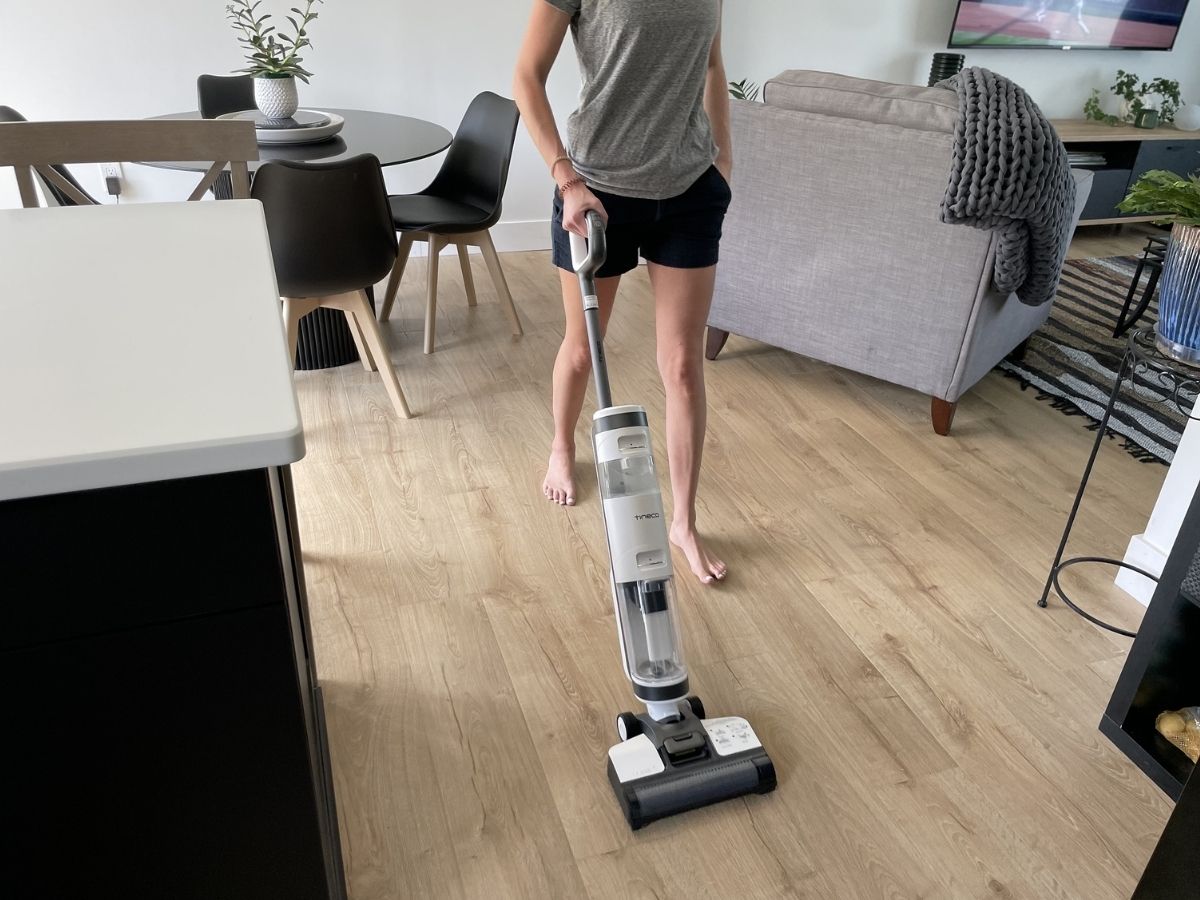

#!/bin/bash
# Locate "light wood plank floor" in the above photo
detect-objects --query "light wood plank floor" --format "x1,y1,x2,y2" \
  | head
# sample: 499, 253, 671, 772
293, 224, 1173, 900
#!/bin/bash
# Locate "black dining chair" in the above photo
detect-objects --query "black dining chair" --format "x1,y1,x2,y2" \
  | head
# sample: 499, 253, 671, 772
252, 154, 414, 419
197, 74, 255, 119
379, 91, 523, 354
197, 75, 256, 199
0, 105, 100, 206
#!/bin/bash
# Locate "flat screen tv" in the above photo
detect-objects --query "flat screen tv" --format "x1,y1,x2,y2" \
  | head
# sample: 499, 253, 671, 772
948, 0, 1191, 49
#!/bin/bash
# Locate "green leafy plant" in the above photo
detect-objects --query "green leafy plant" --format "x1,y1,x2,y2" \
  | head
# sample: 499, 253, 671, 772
1147, 77, 1183, 123
226, 0, 323, 82
1083, 89, 1121, 126
1111, 69, 1140, 110
1101, 69, 1183, 124
728, 79, 760, 102
1118, 170, 1200, 226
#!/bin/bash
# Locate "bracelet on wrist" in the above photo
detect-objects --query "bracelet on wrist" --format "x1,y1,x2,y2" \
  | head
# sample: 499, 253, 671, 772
558, 176, 585, 194
550, 154, 572, 178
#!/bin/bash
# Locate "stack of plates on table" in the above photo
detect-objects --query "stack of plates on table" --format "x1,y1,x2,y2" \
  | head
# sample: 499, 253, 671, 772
216, 109, 345, 145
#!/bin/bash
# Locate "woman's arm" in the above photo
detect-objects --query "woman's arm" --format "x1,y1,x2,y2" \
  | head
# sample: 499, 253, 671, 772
704, 6, 733, 182
512, 1, 605, 235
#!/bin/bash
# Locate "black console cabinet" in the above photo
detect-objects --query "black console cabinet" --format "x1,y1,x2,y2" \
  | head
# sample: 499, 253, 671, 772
1052, 120, 1200, 226
1102, 481, 1200, 895
0, 467, 345, 900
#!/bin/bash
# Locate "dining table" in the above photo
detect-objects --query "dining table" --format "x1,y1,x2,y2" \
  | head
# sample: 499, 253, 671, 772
144, 108, 454, 370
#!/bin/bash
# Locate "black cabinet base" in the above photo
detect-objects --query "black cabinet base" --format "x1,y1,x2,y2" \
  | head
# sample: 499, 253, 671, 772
3, 608, 334, 900
1, 468, 345, 900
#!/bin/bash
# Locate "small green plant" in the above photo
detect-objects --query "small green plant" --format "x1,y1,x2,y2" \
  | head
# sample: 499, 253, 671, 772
226, 0, 323, 82
728, 79, 760, 102
1119, 170, 1200, 226
1147, 77, 1183, 123
1111, 69, 1140, 112
1083, 89, 1121, 126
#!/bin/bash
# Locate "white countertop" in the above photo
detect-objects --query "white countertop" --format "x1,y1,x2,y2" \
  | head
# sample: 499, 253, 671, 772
0, 200, 304, 501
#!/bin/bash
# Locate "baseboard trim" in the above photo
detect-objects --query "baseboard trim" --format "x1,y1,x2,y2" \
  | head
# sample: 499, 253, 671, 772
1115, 533, 1167, 607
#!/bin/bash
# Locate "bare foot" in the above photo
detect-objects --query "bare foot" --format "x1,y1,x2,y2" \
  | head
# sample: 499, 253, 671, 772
669, 523, 727, 585
542, 445, 577, 506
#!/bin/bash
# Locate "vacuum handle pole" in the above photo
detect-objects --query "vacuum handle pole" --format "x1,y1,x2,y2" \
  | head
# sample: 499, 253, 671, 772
569, 210, 613, 410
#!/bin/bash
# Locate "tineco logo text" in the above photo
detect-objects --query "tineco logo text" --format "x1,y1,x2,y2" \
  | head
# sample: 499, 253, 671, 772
634, 513, 661, 521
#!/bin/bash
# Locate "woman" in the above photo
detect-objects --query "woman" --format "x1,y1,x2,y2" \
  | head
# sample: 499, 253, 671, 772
512, 0, 731, 585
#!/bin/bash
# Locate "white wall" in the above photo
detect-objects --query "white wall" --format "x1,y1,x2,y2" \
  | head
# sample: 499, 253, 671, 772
0, 0, 579, 246
2, 0, 1199, 248
723, 0, 1200, 122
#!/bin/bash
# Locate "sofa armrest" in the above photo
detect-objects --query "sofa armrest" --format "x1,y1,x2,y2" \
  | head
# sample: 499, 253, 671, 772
943, 166, 1095, 399
1070, 168, 1095, 224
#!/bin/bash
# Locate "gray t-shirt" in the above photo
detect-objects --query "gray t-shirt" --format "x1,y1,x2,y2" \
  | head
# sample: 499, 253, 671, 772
545, 0, 721, 200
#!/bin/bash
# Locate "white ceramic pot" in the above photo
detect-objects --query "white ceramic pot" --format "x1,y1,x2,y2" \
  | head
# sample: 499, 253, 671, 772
1175, 104, 1200, 132
254, 76, 299, 120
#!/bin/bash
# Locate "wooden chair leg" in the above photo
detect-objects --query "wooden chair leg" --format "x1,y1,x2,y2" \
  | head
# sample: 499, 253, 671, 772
342, 309, 376, 371
931, 397, 957, 436
328, 291, 413, 419
456, 241, 477, 307
281, 297, 319, 369
425, 234, 442, 354
705, 327, 730, 361
380, 232, 415, 322
15, 166, 40, 209
478, 230, 523, 337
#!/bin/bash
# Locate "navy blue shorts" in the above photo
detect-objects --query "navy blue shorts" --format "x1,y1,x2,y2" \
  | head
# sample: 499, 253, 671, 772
551, 165, 732, 278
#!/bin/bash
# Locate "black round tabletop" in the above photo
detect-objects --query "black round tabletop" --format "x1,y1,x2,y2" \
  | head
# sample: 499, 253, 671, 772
144, 108, 452, 172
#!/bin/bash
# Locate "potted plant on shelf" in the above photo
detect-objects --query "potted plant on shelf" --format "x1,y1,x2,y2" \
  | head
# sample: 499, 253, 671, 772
1085, 70, 1183, 128
1119, 170, 1200, 362
226, 0, 323, 120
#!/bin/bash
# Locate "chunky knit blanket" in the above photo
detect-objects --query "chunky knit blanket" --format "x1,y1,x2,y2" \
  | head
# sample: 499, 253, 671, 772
937, 67, 1076, 307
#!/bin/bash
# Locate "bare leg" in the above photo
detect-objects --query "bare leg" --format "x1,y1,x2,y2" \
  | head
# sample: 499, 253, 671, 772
544, 268, 620, 506
647, 262, 727, 584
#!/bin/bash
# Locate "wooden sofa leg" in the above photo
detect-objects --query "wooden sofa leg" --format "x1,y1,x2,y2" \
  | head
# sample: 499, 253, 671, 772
705, 327, 730, 361
931, 397, 957, 436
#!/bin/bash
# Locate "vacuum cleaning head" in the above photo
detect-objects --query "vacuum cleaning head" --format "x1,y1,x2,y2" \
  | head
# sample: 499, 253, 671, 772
607, 703, 776, 830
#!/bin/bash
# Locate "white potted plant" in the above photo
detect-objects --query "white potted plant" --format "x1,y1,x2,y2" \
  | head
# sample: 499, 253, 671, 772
226, 0, 323, 120
1119, 171, 1200, 361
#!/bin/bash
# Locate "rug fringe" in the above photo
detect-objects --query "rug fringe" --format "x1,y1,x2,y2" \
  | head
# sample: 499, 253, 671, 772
998, 368, 1166, 466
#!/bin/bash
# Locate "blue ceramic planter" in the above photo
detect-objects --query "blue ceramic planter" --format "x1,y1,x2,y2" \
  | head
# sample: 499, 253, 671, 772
1156, 225, 1200, 365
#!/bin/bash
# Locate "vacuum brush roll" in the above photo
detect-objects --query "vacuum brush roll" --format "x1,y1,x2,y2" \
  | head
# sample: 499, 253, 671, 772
609, 742, 777, 830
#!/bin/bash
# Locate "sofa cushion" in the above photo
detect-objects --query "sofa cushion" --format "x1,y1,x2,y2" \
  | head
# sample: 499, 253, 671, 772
763, 70, 959, 134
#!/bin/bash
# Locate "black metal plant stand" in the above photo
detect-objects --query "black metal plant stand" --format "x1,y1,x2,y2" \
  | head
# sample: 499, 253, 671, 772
1038, 329, 1200, 636
1113, 235, 1169, 340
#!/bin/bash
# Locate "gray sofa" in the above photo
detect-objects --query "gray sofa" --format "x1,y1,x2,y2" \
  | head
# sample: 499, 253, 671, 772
707, 70, 1094, 435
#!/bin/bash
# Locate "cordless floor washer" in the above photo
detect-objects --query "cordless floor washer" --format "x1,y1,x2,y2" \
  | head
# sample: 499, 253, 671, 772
569, 211, 776, 830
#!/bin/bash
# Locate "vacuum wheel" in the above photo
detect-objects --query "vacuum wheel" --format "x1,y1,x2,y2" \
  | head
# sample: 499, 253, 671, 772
616, 712, 643, 741
685, 695, 706, 720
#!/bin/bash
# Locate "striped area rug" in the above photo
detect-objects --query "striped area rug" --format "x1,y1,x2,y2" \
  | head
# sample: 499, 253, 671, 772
998, 255, 1193, 465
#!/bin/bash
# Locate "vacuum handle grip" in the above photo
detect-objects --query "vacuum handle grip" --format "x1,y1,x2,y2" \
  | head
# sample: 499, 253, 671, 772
569, 210, 607, 277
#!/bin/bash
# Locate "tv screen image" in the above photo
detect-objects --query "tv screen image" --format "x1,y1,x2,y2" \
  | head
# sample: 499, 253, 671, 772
949, 0, 1191, 49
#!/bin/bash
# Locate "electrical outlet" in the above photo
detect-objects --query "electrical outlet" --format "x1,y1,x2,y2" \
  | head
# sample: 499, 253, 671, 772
98, 162, 122, 198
